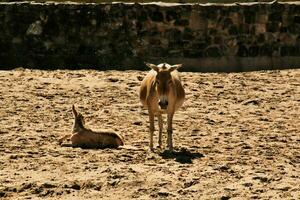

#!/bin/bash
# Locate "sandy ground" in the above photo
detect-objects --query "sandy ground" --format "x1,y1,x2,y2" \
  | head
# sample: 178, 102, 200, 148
0, 68, 299, 200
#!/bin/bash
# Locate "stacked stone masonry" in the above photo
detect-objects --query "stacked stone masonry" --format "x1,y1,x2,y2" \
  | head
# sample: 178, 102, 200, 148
0, 2, 300, 71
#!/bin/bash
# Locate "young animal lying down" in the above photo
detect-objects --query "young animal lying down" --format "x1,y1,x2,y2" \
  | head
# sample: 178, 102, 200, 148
58, 105, 124, 149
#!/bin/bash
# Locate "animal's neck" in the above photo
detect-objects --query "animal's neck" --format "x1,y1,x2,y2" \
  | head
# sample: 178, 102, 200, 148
73, 119, 85, 132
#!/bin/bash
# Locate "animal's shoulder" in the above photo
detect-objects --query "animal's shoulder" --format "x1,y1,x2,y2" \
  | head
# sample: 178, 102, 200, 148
146, 70, 157, 79
171, 70, 181, 80
141, 71, 156, 88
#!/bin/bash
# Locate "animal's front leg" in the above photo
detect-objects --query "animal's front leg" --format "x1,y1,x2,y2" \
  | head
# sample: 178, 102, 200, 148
148, 112, 155, 151
167, 112, 174, 151
157, 113, 163, 148
58, 135, 71, 145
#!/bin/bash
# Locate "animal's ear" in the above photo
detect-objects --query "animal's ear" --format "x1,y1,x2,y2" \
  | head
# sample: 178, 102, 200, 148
72, 105, 78, 117
169, 64, 183, 72
145, 62, 159, 72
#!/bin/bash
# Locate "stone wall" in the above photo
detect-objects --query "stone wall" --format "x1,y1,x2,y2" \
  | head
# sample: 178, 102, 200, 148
0, 2, 300, 71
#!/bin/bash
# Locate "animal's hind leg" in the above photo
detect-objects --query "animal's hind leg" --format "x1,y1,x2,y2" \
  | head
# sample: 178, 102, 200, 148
167, 112, 174, 151
157, 113, 163, 148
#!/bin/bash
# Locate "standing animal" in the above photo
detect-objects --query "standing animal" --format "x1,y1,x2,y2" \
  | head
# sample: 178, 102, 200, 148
58, 105, 124, 148
139, 63, 185, 151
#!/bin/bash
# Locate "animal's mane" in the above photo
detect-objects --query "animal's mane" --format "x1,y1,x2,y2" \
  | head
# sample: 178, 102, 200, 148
161, 63, 167, 70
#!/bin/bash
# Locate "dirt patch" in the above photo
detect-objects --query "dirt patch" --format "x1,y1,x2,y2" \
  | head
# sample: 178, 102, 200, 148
0, 69, 299, 199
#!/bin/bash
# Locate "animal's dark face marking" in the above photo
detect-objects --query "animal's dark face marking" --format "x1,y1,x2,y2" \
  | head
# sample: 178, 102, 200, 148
156, 70, 173, 109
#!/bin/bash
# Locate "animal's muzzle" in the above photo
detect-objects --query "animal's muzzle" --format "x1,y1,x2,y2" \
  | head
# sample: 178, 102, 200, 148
159, 100, 168, 109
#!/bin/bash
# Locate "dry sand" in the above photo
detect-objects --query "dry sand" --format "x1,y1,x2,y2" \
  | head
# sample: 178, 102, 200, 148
0, 68, 299, 200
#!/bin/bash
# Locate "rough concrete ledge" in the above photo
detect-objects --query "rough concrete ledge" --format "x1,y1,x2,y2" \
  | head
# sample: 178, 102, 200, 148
0, 1, 300, 71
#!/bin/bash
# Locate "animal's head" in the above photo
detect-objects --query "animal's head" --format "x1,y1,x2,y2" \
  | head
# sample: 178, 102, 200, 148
72, 105, 85, 128
145, 62, 182, 109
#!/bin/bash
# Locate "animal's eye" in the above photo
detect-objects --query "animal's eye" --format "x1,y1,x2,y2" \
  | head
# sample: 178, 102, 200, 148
168, 80, 173, 84
156, 80, 160, 85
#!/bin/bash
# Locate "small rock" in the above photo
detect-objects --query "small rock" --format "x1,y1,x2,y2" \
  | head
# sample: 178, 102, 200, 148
221, 196, 231, 200
0, 191, 6, 197
107, 77, 119, 82
41, 183, 57, 189
70, 183, 81, 190
243, 182, 253, 187
156, 188, 173, 197
242, 99, 260, 106
183, 179, 199, 188
9, 154, 18, 159
253, 176, 269, 183
133, 121, 142, 126
216, 165, 230, 172
157, 191, 169, 197
107, 179, 120, 187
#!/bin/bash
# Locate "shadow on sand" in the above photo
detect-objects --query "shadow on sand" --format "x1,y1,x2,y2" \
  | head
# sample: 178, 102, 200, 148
159, 148, 204, 164
60, 143, 119, 149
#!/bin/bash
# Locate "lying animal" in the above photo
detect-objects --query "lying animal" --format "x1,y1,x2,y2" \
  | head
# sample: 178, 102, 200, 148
58, 105, 124, 148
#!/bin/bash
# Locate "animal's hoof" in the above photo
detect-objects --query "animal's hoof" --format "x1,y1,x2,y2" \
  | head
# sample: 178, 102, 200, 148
149, 146, 154, 152
157, 141, 162, 148
167, 146, 174, 152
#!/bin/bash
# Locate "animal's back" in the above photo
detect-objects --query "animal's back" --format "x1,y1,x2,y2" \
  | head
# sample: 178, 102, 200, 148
72, 129, 124, 148
102, 131, 124, 147
94, 130, 124, 148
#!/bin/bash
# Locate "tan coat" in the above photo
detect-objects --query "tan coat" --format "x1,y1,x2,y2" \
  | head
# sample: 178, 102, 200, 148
59, 105, 124, 148
139, 63, 185, 151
